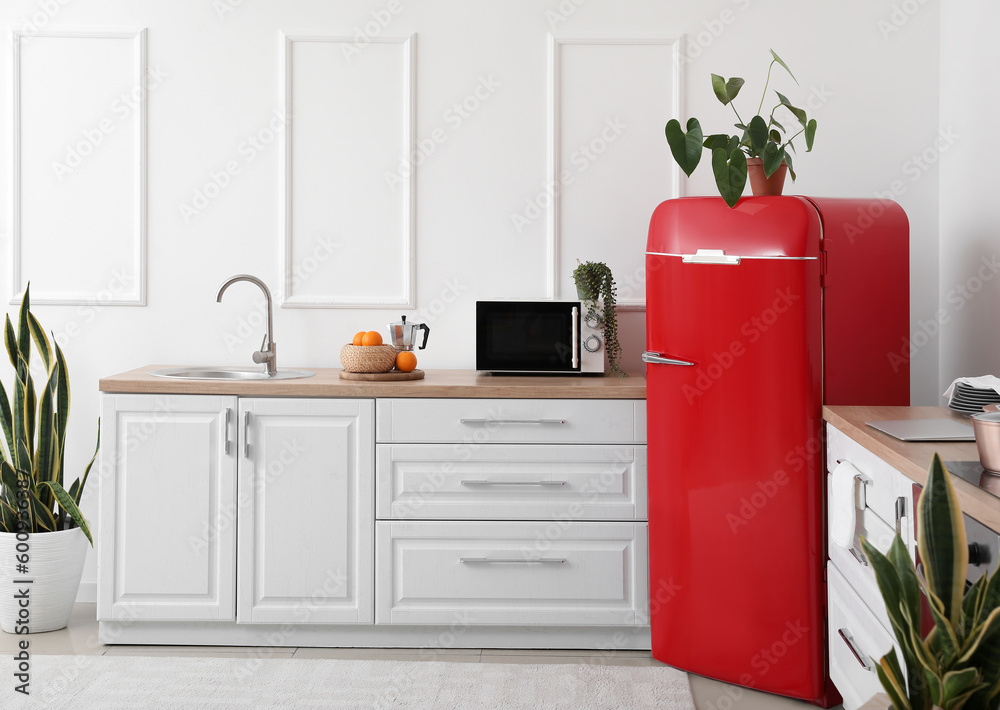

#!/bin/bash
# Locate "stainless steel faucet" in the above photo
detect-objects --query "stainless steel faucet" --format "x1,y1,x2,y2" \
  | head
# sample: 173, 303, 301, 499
217, 274, 277, 376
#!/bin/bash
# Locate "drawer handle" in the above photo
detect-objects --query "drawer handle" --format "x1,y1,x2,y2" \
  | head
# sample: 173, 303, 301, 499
849, 547, 869, 567
837, 628, 874, 672
460, 557, 566, 564
459, 418, 566, 425
895, 496, 906, 537
460, 480, 567, 487
224, 408, 231, 455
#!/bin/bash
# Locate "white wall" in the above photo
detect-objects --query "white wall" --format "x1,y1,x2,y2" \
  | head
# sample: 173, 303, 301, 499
939, 0, 1000, 397
0, 0, 942, 595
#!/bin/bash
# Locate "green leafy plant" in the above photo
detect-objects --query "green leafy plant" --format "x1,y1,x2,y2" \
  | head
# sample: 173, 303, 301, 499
861, 454, 1000, 710
572, 261, 624, 377
664, 49, 817, 208
0, 285, 98, 544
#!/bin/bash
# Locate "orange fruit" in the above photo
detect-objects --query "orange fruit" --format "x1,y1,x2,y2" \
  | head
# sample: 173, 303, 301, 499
361, 330, 383, 347
352, 331, 365, 346
395, 351, 417, 372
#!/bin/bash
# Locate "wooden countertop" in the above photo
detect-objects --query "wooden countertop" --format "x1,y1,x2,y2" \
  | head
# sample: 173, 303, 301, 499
823, 405, 1000, 530
99, 366, 647, 399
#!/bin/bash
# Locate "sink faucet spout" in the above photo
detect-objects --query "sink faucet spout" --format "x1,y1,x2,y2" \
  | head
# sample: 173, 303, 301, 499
217, 274, 277, 376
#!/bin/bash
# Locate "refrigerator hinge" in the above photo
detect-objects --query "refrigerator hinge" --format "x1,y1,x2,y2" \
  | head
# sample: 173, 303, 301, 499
819, 250, 829, 287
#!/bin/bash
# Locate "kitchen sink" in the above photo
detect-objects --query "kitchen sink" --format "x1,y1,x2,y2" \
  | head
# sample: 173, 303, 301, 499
150, 367, 314, 381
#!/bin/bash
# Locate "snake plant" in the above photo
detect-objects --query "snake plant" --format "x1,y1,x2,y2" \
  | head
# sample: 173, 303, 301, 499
861, 454, 1000, 710
0, 285, 98, 544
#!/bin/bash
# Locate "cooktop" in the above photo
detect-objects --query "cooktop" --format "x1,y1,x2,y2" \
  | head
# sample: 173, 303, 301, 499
944, 460, 1000, 500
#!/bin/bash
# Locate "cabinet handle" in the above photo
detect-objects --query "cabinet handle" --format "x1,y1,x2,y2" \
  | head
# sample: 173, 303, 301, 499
849, 547, 869, 567
244, 411, 250, 458
460, 557, 566, 564
895, 496, 906, 537
837, 628, 874, 672
224, 408, 231, 455
461, 479, 567, 487
459, 418, 565, 425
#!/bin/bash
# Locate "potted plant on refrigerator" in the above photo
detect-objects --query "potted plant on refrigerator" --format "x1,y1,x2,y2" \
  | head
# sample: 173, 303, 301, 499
0, 285, 99, 634
572, 261, 625, 377
860, 454, 1000, 710
664, 49, 818, 208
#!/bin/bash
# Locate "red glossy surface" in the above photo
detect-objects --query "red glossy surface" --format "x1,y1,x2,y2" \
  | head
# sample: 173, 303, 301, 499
644, 196, 907, 706
804, 197, 910, 406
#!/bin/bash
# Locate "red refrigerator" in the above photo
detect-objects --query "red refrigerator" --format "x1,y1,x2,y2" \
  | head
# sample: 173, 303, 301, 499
643, 196, 909, 705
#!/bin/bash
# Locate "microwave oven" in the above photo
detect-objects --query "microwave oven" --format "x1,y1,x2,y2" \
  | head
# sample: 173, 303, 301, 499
475, 300, 604, 374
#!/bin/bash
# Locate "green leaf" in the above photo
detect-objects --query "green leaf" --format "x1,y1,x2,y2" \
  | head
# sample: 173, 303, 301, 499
805, 118, 817, 152
959, 606, 1000, 663
711, 147, 747, 208
54, 343, 71, 486
769, 49, 798, 84
768, 129, 782, 144
876, 649, 913, 710
3, 316, 17, 371
941, 667, 983, 706
702, 133, 730, 150
747, 115, 768, 154
761, 142, 785, 178
665, 118, 704, 178
27, 312, 53, 373
16, 285, 31, 381
711, 74, 744, 106
768, 116, 786, 132
924, 667, 943, 708
919, 454, 968, 622
37, 480, 91, 545
775, 91, 808, 126
0, 377, 13, 463
27, 487, 56, 532
0, 497, 18, 533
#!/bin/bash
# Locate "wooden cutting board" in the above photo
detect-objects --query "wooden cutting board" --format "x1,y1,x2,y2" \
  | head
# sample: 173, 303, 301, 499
338, 369, 425, 381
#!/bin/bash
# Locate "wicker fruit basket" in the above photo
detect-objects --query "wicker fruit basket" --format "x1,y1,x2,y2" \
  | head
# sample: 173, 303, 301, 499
340, 344, 397, 373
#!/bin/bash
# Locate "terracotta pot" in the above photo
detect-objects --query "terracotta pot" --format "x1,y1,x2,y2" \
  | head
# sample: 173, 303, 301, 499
746, 157, 788, 197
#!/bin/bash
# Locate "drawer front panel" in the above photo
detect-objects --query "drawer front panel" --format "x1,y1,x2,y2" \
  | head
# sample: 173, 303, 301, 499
375, 522, 648, 626
828, 564, 901, 710
827, 475, 898, 631
376, 445, 647, 521
376, 398, 644, 444
827, 424, 910, 547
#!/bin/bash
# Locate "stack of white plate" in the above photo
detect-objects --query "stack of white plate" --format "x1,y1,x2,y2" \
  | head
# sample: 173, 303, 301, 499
948, 381, 1000, 416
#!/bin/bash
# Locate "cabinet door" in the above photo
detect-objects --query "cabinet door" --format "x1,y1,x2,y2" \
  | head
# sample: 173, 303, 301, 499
237, 398, 374, 624
98, 394, 237, 621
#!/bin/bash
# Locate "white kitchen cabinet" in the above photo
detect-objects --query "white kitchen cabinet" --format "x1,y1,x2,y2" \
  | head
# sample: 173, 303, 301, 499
375, 521, 648, 626
98, 394, 237, 621
237, 398, 373, 624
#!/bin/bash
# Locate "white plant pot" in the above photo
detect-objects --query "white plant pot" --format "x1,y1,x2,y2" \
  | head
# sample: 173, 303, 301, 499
0, 528, 88, 633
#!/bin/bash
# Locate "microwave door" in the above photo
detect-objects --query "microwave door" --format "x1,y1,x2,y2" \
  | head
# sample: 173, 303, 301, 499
476, 302, 580, 373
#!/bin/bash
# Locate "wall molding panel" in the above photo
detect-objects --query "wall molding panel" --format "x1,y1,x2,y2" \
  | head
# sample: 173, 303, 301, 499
279, 32, 416, 309
9, 28, 148, 306
547, 35, 683, 310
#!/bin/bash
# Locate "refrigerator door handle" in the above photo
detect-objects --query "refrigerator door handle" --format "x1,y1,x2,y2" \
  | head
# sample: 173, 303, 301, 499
642, 351, 695, 367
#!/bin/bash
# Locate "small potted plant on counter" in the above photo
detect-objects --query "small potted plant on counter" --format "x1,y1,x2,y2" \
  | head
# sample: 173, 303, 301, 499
860, 454, 1000, 710
664, 49, 817, 208
572, 261, 625, 377
0, 284, 99, 633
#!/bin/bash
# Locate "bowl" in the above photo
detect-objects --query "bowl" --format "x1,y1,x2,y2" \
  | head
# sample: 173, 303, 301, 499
340, 344, 397, 373
970, 411, 1000, 472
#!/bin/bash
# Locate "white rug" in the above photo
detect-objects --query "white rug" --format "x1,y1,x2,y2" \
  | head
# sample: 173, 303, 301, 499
3, 654, 696, 709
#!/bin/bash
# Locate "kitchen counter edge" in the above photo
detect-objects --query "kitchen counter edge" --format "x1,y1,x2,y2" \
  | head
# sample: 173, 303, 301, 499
99, 366, 647, 399
823, 405, 999, 530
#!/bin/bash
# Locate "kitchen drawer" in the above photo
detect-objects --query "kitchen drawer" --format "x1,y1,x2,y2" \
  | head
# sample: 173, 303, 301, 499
375, 521, 648, 626
828, 475, 898, 631
376, 398, 644, 444
827, 424, 910, 547
828, 563, 902, 710
376, 444, 647, 521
